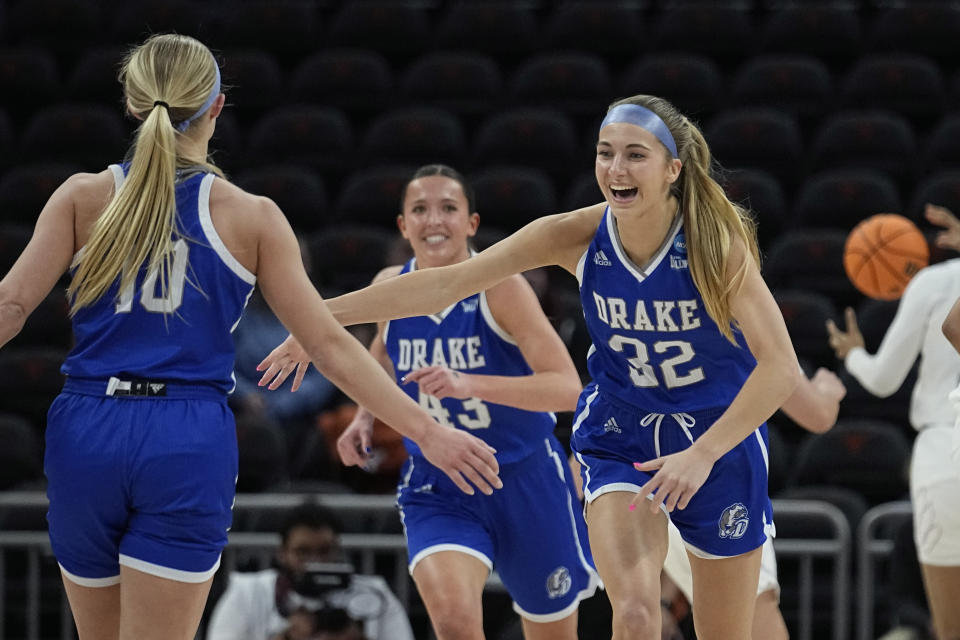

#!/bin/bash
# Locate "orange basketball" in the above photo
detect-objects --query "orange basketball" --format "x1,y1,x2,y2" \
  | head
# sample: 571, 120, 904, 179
843, 213, 929, 301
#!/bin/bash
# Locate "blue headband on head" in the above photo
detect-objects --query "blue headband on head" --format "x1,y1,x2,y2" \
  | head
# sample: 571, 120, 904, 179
599, 104, 678, 159
176, 60, 221, 133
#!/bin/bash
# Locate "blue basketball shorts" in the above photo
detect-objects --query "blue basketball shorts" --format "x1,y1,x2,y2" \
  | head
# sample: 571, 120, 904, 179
397, 434, 599, 622
44, 383, 238, 586
570, 383, 773, 558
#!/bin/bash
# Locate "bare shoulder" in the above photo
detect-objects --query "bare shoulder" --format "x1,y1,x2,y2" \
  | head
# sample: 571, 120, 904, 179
529, 203, 606, 273
68, 170, 119, 243
208, 177, 284, 227
208, 177, 289, 276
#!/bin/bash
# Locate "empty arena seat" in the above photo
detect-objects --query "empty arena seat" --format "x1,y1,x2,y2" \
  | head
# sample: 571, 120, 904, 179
246, 106, 354, 175
291, 49, 394, 114
509, 52, 612, 116
235, 165, 328, 233
619, 53, 722, 119
19, 104, 129, 171
399, 51, 503, 118
705, 108, 804, 187
360, 107, 467, 168
791, 169, 902, 231
473, 108, 584, 180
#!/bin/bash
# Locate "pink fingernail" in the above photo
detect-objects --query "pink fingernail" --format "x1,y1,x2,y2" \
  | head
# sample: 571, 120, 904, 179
633, 462, 643, 470
628, 504, 636, 512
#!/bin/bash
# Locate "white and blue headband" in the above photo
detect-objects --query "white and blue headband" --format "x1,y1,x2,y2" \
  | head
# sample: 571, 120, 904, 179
599, 104, 678, 159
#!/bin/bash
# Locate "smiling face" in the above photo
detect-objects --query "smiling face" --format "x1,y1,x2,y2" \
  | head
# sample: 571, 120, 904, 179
398, 175, 479, 268
595, 122, 682, 218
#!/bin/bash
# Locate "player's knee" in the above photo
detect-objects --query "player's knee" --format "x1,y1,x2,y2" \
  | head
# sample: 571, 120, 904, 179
610, 597, 659, 638
428, 601, 483, 640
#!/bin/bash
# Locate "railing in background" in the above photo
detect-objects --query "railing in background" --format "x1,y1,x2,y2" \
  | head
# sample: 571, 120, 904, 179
856, 500, 912, 640
0, 493, 857, 640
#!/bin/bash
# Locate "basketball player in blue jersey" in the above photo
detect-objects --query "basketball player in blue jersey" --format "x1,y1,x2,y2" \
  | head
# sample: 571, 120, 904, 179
264, 94, 802, 640
258, 164, 598, 640
0, 35, 499, 640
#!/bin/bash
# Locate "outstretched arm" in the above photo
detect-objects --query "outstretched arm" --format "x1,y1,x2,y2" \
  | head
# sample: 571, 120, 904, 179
326, 206, 604, 326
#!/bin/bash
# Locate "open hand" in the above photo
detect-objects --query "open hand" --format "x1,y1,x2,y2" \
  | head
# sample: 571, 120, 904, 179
925, 203, 960, 252
256, 334, 311, 391
825, 307, 864, 359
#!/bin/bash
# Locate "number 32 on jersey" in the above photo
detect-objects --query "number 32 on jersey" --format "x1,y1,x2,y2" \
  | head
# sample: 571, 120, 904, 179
609, 335, 705, 388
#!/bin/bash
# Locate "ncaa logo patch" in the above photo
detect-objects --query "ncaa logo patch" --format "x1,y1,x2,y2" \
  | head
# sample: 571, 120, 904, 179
546, 566, 572, 599
718, 502, 749, 540
673, 233, 687, 254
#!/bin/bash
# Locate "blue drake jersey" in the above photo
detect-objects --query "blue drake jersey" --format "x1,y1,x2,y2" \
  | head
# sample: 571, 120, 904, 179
577, 209, 756, 412
384, 259, 556, 464
63, 165, 256, 393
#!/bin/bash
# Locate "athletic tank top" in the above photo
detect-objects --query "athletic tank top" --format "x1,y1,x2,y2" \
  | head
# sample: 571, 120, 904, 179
62, 165, 255, 393
384, 258, 556, 464
577, 208, 756, 412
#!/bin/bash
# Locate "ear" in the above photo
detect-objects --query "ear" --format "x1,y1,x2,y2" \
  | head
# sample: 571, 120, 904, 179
466, 212, 480, 238
666, 157, 682, 184
208, 93, 226, 119
396, 213, 409, 239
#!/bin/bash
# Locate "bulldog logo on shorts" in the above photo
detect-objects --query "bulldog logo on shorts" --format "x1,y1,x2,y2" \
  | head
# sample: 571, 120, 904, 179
546, 566, 572, 599
718, 502, 749, 540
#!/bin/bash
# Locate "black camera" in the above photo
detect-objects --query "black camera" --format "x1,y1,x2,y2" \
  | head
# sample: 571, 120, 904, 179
291, 562, 354, 599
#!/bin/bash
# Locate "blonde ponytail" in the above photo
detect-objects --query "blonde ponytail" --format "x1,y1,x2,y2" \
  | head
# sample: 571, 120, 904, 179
68, 34, 225, 314
608, 95, 760, 343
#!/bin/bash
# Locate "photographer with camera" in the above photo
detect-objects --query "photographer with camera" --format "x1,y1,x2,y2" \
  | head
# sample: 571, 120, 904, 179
207, 503, 413, 640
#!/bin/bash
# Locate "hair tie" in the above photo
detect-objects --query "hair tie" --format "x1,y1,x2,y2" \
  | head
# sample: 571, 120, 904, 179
153, 100, 169, 109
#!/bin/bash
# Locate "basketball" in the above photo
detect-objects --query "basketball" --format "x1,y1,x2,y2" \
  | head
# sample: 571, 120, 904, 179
843, 213, 929, 300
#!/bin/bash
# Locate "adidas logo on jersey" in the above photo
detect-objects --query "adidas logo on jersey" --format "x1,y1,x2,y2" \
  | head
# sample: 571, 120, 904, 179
603, 416, 622, 434
593, 250, 612, 267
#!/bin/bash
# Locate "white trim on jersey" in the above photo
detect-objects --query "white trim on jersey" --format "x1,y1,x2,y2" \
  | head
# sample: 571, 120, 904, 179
575, 246, 589, 285
197, 174, 256, 285
118, 553, 221, 583
108, 163, 125, 192
606, 207, 681, 283
478, 290, 516, 345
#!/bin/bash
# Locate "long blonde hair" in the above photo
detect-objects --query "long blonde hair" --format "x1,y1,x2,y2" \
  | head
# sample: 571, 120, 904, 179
608, 95, 760, 343
68, 34, 225, 314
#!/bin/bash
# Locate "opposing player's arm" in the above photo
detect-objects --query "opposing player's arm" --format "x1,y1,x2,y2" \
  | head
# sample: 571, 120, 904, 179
0, 174, 80, 348
448, 273, 582, 412
326, 204, 605, 326
836, 270, 931, 397
252, 197, 500, 495
693, 240, 802, 461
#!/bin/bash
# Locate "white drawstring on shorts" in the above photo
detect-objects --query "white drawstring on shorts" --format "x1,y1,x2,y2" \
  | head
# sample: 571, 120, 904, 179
641, 412, 696, 458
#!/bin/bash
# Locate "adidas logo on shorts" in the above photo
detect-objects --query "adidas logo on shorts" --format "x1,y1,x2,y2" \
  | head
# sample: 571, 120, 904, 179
593, 250, 612, 267
603, 416, 622, 434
